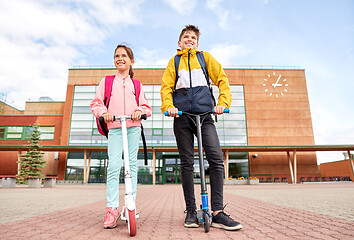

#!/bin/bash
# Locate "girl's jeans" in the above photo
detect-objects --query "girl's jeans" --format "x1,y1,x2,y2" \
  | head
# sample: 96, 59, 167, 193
173, 114, 224, 212
107, 127, 140, 208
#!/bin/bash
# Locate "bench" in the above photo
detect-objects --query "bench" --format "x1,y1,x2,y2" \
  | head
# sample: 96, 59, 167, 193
26, 176, 42, 188
43, 176, 58, 188
0, 175, 17, 188
26, 176, 58, 188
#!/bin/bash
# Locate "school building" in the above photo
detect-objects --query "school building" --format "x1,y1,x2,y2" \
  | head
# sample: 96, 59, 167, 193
1, 67, 353, 184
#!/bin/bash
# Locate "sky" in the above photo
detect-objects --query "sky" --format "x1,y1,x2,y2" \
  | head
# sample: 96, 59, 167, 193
0, 0, 353, 164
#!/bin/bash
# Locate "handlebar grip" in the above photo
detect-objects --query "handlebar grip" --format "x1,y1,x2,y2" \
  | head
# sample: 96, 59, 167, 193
212, 109, 230, 114
164, 111, 183, 116
99, 116, 105, 123
141, 114, 147, 120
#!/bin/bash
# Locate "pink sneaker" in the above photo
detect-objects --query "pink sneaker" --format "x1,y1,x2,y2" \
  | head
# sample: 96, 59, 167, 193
104, 207, 120, 229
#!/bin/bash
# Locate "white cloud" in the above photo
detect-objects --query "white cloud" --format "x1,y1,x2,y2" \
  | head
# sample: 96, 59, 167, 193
163, 0, 197, 15
134, 48, 170, 67
0, 0, 143, 108
206, 0, 241, 29
209, 43, 248, 66
75, 0, 144, 26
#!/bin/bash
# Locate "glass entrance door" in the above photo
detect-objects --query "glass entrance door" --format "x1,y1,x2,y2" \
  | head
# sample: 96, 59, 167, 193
163, 157, 181, 184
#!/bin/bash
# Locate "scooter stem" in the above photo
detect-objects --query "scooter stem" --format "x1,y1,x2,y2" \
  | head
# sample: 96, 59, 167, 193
120, 117, 133, 195
196, 115, 207, 194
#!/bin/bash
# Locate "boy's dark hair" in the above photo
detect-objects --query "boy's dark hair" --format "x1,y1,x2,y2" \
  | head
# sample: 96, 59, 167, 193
179, 25, 200, 42
114, 44, 134, 78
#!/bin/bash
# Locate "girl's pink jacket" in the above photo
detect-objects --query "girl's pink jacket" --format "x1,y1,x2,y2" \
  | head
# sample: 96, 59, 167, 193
90, 74, 152, 129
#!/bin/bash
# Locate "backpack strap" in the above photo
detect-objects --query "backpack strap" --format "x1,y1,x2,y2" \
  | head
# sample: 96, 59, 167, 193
174, 55, 181, 90
196, 52, 216, 108
196, 52, 210, 87
131, 78, 148, 165
140, 124, 148, 165
104, 75, 115, 108
131, 78, 141, 105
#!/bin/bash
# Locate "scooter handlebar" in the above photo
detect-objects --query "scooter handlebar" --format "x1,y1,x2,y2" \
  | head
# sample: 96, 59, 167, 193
140, 114, 148, 120
164, 109, 229, 116
164, 111, 182, 116
99, 114, 147, 122
98, 116, 105, 123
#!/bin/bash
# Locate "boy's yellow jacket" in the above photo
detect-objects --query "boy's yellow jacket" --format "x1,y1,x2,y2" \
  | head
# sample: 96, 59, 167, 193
161, 48, 232, 113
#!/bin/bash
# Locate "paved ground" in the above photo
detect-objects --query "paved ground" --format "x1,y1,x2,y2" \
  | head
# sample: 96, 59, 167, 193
0, 182, 353, 239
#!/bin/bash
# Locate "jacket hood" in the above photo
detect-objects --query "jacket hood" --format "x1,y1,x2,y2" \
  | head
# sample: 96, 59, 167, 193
176, 48, 200, 57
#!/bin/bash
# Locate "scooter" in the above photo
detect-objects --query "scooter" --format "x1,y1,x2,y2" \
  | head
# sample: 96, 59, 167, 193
165, 109, 229, 232
100, 114, 146, 237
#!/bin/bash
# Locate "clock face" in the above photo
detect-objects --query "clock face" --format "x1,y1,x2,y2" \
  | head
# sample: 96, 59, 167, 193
262, 72, 288, 98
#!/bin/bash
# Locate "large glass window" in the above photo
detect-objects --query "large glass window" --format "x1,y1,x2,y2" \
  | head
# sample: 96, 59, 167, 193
69, 84, 247, 147
68, 83, 248, 181
212, 85, 247, 147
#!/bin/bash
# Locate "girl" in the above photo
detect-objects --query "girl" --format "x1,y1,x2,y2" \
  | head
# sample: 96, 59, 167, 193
90, 44, 152, 229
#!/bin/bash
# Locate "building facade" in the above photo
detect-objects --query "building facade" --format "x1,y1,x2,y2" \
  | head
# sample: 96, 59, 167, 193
0, 67, 319, 183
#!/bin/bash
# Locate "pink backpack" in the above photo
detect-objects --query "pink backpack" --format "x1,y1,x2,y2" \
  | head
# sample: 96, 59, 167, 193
96, 75, 141, 138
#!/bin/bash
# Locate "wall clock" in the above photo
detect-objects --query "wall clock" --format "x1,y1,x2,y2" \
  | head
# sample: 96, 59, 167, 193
262, 72, 288, 98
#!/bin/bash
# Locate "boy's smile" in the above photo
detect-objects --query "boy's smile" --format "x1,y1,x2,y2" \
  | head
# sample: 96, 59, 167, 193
178, 30, 199, 50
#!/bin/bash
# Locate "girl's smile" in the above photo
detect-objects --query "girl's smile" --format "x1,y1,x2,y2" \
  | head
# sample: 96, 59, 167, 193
114, 48, 134, 76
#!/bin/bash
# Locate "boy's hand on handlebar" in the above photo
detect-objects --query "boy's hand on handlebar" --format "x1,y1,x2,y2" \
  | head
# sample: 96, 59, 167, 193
102, 113, 114, 123
132, 110, 142, 121
213, 106, 225, 115
167, 107, 179, 118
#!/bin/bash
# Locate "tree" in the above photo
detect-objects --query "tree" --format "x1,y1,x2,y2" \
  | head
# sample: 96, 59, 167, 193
17, 122, 46, 184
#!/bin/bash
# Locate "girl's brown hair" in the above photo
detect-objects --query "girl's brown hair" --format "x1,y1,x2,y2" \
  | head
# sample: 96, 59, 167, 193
114, 44, 134, 78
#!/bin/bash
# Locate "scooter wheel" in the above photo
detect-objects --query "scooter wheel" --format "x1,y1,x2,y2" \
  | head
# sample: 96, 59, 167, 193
127, 209, 137, 237
203, 213, 210, 233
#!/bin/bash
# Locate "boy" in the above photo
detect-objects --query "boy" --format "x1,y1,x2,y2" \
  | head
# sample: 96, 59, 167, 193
160, 25, 242, 231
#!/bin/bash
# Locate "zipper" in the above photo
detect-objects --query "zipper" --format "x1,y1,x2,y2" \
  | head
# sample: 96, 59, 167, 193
188, 49, 193, 110
123, 78, 126, 115
188, 49, 192, 88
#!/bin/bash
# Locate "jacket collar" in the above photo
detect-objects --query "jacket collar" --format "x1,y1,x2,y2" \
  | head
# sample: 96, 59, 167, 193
177, 48, 199, 57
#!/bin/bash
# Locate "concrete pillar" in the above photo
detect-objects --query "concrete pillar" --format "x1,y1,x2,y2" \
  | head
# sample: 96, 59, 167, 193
287, 151, 294, 184
152, 148, 156, 185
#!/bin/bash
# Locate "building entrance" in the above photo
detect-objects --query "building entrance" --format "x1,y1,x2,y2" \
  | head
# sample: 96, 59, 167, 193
163, 157, 181, 184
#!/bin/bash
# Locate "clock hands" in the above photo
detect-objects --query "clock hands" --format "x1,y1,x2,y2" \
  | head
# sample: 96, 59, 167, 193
272, 74, 282, 88
263, 73, 288, 98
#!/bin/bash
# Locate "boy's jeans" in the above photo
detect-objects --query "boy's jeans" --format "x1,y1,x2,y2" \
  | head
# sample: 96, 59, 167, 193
107, 127, 140, 208
174, 114, 224, 211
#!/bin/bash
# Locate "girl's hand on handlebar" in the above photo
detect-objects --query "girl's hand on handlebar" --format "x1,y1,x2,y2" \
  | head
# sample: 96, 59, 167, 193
132, 110, 142, 121
213, 106, 225, 115
102, 113, 114, 123
167, 107, 179, 118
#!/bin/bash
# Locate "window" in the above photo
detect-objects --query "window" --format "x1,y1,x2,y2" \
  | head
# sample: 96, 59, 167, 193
7, 127, 23, 139
0, 126, 55, 140
153, 129, 163, 136
38, 126, 55, 140
25, 126, 55, 140
0, 127, 5, 140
